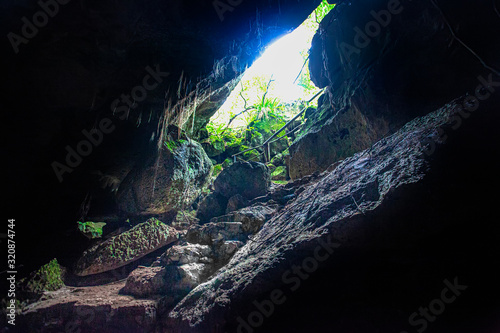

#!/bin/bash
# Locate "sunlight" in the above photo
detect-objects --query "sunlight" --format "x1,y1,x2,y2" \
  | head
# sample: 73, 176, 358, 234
211, 1, 335, 129
244, 25, 312, 101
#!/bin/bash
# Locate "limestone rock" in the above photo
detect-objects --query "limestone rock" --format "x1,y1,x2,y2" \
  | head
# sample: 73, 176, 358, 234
158, 244, 213, 266
116, 140, 212, 216
212, 204, 280, 234
74, 218, 179, 276
121, 266, 166, 298
186, 222, 246, 246
168, 98, 499, 331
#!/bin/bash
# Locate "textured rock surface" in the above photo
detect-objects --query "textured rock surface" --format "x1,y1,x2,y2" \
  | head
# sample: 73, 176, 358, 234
123, 244, 214, 299
19, 281, 160, 333
117, 140, 212, 216
74, 218, 179, 276
214, 161, 270, 200
212, 203, 280, 234
166, 95, 500, 332
122, 266, 166, 298
186, 222, 246, 247
289, 0, 500, 179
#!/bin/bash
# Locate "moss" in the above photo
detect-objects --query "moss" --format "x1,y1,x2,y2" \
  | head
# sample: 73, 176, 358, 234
271, 165, 287, 181
164, 139, 187, 152
24, 259, 64, 294
272, 180, 288, 185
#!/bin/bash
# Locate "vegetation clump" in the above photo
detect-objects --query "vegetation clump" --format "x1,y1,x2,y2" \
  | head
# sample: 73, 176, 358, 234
23, 259, 64, 295
77, 221, 106, 239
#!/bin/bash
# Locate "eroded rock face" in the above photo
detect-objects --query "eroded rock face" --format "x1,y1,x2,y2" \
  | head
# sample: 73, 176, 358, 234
166, 94, 500, 331
289, 0, 500, 179
117, 140, 212, 216
214, 161, 270, 200
74, 218, 179, 276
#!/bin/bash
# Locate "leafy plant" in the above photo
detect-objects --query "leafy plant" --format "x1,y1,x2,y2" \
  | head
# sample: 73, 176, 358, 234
77, 221, 106, 239
24, 259, 64, 294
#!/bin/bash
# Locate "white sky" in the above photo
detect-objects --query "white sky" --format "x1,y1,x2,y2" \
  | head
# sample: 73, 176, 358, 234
243, 24, 311, 101
211, 3, 331, 128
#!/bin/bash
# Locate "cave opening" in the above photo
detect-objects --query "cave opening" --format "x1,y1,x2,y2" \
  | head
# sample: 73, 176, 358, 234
202, 0, 334, 167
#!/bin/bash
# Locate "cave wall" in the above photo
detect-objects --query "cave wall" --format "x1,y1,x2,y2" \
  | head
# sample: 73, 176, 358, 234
2, 0, 321, 273
290, 0, 500, 179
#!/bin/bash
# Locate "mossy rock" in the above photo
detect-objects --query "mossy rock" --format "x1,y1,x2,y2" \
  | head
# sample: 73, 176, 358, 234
117, 140, 212, 216
74, 218, 180, 276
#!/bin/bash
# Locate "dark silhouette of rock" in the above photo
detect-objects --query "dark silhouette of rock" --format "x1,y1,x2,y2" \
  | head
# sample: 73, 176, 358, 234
214, 161, 270, 200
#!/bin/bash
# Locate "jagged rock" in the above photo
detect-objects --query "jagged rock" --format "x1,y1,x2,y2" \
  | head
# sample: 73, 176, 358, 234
165, 263, 210, 296
116, 139, 212, 216
186, 222, 246, 246
121, 266, 166, 298
74, 218, 180, 276
158, 244, 214, 266
212, 204, 280, 234
195, 192, 228, 223
167, 96, 500, 331
225, 194, 249, 214
214, 161, 270, 200
215, 240, 244, 263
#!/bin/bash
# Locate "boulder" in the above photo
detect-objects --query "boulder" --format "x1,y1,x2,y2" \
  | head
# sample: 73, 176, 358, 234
289, 0, 500, 180
117, 139, 212, 216
123, 244, 214, 298
156, 244, 213, 266
212, 204, 280, 234
164, 263, 210, 296
195, 192, 228, 223
214, 161, 270, 200
74, 218, 179, 276
121, 266, 166, 298
186, 222, 246, 246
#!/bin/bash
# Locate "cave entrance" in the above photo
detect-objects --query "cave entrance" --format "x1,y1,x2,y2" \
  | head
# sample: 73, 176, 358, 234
205, 1, 334, 167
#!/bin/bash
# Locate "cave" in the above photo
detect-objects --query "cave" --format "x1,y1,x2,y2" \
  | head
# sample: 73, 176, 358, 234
2, 0, 500, 332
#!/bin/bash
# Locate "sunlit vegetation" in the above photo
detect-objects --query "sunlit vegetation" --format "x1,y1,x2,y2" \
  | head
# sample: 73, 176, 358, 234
203, 0, 335, 175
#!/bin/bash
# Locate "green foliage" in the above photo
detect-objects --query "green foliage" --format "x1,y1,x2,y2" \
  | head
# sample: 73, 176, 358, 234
24, 259, 64, 294
213, 164, 223, 177
202, 1, 335, 163
77, 221, 106, 239
271, 165, 287, 180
